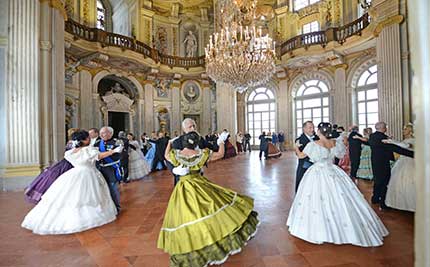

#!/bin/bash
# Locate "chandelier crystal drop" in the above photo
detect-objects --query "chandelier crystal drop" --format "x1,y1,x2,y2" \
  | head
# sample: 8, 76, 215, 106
205, 0, 277, 93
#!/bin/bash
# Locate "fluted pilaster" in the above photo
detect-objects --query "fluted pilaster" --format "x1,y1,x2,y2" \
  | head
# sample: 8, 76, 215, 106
201, 85, 212, 134
144, 83, 154, 131
376, 24, 403, 139
332, 67, 350, 128
171, 83, 181, 134
5, 0, 40, 166
216, 82, 237, 139
79, 70, 93, 129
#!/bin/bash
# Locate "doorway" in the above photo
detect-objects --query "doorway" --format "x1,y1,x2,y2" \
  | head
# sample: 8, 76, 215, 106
108, 111, 129, 137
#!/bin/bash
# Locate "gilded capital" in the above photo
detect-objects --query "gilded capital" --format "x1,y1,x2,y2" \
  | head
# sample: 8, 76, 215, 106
39, 0, 68, 20
373, 15, 404, 37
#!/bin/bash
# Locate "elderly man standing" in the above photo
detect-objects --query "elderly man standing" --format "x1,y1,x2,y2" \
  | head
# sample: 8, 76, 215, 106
169, 118, 218, 185
94, 126, 123, 212
368, 121, 414, 209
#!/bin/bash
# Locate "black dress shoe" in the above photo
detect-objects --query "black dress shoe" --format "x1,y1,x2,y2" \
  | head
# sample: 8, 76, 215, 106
371, 197, 380, 204
379, 203, 392, 210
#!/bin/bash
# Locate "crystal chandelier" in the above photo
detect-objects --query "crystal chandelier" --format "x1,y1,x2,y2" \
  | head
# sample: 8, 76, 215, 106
205, 0, 277, 93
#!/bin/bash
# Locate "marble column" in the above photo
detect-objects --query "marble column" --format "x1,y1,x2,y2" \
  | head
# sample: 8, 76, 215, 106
332, 66, 350, 128
0, 0, 41, 188
201, 84, 212, 134
216, 82, 237, 141
236, 94, 246, 133
171, 80, 181, 135
92, 93, 103, 128
277, 79, 293, 147
79, 70, 93, 129
144, 83, 154, 131
376, 23, 404, 139
138, 99, 145, 135
408, 1, 430, 266
39, 1, 66, 162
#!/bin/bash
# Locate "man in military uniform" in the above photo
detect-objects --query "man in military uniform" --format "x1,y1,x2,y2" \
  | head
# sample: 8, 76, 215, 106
94, 126, 123, 212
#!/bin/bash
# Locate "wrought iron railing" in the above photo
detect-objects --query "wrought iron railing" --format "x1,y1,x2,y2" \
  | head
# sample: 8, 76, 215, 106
66, 13, 370, 68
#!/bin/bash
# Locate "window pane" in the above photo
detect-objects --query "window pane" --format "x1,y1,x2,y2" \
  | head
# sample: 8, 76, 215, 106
254, 121, 261, 129
358, 91, 366, 101
322, 97, 329, 106
254, 104, 269, 112
256, 88, 266, 93
270, 111, 276, 120
367, 101, 378, 113
303, 109, 312, 118
358, 102, 366, 113
270, 103, 275, 110
248, 113, 253, 121
313, 117, 321, 126
323, 116, 329, 122
297, 128, 302, 137
254, 113, 261, 121
303, 87, 321, 95
297, 85, 306, 96
262, 112, 269, 120
262, 121, 270, 129
358, 71, 370, 86
367, 113, 379, 124
312, 108, 321, 117
254, 94, 268, 101
303, 98, 321, 108
296, 101, 302, 109
296, 110, 302, 119
319, 82, 328, 92
367, 73, 377, 84
306, 80, 319, 86
266, 90, 274, 99
322, 108, 328, 117
248, 122, 253, 129
366, 89, 378, 100
270, 120, 276, 129
248, 91, 256, 100
359, 114, 366, 125
369, 65, 377, 73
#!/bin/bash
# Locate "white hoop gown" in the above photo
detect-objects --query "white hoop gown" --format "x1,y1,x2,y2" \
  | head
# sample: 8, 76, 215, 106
385, 138, 415, 212
21, 146, 117, 235
287, 137, 389, 247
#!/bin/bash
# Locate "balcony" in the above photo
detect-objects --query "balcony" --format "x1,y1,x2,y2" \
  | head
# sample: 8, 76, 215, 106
65, 13, 370, 69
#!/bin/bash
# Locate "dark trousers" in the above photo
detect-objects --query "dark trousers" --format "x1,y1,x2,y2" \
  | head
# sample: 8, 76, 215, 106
334, 157, 340, 165
244, 141, 251, 152
98, 167, 121, 211
259, 148, 268, 159
165, 161, 179, 186
295, 165, 306, 193
152, 155, 166, 171
371, 160, 391, 204
350, 155, 360, 178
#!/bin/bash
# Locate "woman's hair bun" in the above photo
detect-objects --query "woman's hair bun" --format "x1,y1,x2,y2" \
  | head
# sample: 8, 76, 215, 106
317, 122, 332, 138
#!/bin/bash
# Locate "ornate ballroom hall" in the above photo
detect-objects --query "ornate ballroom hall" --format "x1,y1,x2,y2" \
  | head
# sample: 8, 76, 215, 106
0, 0, 429, 266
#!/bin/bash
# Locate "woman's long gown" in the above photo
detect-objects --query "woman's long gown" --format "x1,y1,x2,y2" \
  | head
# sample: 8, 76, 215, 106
145, 140, 163, 170
385, 138, 415, 212
158, 148, 259, 267
357, 144, 373, 180
287, 137, 389, 247
128, 140, 151, 180
21, 146, 117, 235
24, 142, 75, 204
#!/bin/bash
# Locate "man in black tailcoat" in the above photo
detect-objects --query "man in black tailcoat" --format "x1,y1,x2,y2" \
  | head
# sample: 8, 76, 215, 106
294, 121, 318, 193
368, 121, 414, 209
348, 125, 365, 181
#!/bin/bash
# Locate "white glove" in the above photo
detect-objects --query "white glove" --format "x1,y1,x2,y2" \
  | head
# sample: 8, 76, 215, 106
218, 131, 229, 144
172, 165, 190, 176
112, 145, 124, 154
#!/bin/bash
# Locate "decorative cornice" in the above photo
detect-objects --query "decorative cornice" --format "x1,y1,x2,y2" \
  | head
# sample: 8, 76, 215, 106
39, 0, 68, 20
334, 63, 348, 70
373, 15, 404, 37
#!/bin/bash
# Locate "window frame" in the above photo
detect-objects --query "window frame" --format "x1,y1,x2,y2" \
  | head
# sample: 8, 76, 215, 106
294, 79, 330, 137
356, 64, 378, 132
246, 87, 277, 146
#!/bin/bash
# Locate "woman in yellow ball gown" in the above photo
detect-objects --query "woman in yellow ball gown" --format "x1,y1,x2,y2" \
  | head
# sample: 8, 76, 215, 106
158, 131, 259, 267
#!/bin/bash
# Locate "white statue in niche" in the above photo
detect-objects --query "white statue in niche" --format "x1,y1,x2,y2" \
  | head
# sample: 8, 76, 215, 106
183, 31, 197, 57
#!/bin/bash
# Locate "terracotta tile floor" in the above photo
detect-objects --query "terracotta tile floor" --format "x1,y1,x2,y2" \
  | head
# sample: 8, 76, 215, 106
0, 151, 414, 267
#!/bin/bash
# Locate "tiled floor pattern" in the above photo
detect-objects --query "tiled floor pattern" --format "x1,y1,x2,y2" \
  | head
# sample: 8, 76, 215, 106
0, 151, 414, 267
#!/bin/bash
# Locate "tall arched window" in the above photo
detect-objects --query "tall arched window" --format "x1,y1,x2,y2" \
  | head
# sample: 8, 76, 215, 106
294, 79, 330, 137
246, 87, 276, 145
356, 64, 378, 132
96, 0, 106, 30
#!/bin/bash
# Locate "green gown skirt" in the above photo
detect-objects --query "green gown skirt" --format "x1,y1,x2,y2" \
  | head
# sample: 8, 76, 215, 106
157, 172, 259, 267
